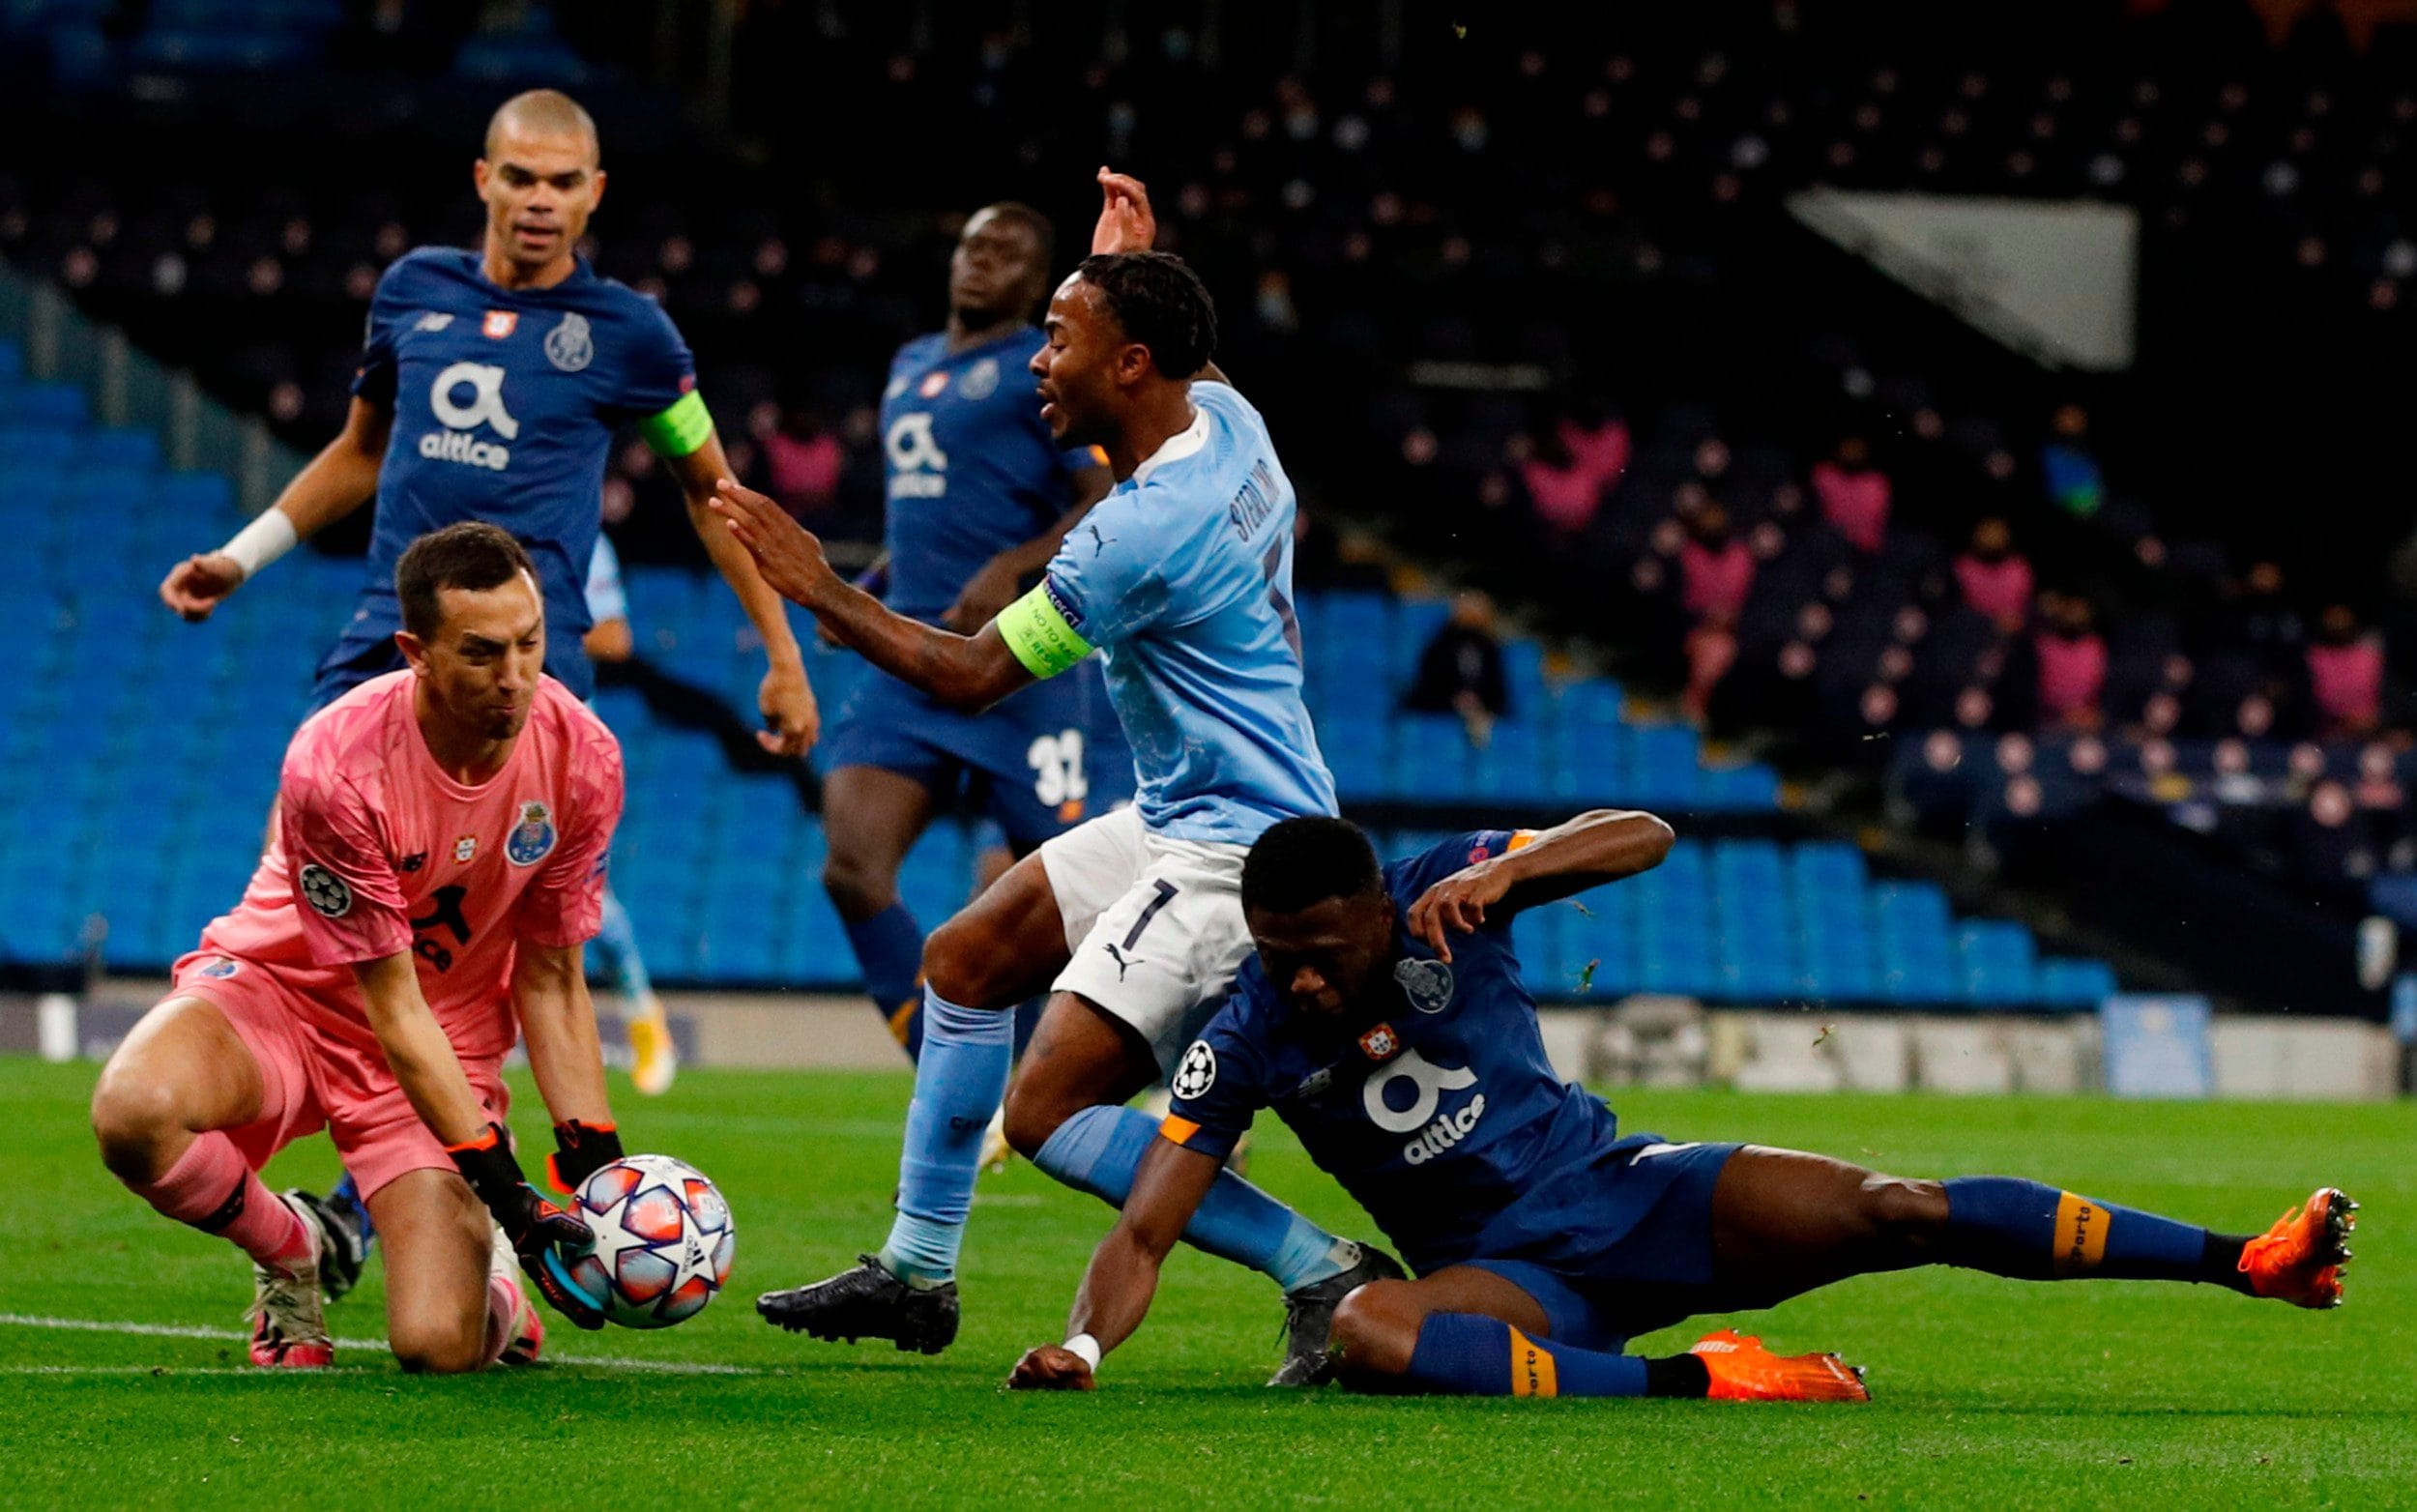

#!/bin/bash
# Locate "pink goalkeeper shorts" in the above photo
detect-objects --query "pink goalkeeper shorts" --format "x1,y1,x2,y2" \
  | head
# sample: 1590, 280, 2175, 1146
167, 949, 510, 1202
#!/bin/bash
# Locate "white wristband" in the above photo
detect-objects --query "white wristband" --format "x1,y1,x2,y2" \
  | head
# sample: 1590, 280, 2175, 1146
1063, 1332, 1102, 1371
218, 509, 300, 582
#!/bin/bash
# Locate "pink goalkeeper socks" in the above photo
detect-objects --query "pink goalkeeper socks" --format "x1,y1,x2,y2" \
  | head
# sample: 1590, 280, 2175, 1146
131, 1132, 310, 1270
480, 1274, 523, 1367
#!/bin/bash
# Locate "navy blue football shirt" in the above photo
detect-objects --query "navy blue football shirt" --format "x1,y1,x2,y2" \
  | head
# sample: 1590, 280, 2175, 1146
876, 326, 1103, 625
339, 247, 709, 697
1164, 831, 1662, 1275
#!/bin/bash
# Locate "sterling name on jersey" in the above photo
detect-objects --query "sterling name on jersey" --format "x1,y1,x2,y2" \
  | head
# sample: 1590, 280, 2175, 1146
879, 327, 1100, 625
350, 247, 712, 672
997, 382, 1335, 844
1162, 832, 1664, 1276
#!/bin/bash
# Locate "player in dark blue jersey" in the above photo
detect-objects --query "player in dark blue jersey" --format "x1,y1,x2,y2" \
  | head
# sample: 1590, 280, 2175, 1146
1009, 814, 2356, 1399
817, 202, 1132, 1059
159, 89, 816, 749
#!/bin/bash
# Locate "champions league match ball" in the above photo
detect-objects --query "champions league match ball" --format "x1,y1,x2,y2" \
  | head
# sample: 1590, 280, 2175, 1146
565, 1154, 736, 1329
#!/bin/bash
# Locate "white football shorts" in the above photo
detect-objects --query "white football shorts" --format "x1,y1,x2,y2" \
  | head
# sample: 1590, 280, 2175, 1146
1039, 805, 1256, 1078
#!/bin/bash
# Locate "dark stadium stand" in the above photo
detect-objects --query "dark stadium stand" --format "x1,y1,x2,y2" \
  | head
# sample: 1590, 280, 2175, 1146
6, 0, 2406, 1016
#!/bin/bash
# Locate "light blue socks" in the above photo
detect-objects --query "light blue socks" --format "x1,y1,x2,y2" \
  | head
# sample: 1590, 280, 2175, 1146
1033, 1104, 1358, 1292
879, 988, 1013, 1285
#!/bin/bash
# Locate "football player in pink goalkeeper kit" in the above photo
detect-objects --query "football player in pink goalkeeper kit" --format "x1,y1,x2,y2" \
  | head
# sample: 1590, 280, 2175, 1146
90, 522, 631, 1371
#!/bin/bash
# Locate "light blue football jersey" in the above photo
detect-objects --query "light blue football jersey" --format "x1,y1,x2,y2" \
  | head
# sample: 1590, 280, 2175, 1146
1015, 382, 1335, 844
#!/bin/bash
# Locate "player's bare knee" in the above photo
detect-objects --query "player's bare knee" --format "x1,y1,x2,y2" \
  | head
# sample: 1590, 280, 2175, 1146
821, 851, 895, 921
1861, 1175, 1950, 1249
920, 916, 1010, 1006
1328, 1282, 1417, 1376
999, 1072, 1073, 1159
89, 1069, 182, 1177
391, 1317, 486, 1376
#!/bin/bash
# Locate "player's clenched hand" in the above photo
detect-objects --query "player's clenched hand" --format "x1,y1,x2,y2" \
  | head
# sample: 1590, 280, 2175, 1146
160, 552, 245, 622
448, 1122, 607, 1329
944, 555, 1023, 633
1006, 1345, 1097, 1391
1092, 167, 1157, 256
709, 479, 838, 608
758, 660, 820, 757
510, 1195, 607, 1330
1407, 862, 1516, 964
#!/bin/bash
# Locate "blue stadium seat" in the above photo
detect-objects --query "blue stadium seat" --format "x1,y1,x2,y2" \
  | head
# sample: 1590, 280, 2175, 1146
1956, 920, 2037, 1005
1558, 679, 1626, 729
1699, 762, 1781, 811
1510, 907, 1563, 998
2036, 956, 2118, 1008
1, 382, 86, 426
1501, 640, 1549, 714
1391, 715, 1471, 800
1626, 725, 1702, 808
0, 428, 80, 468
1391, 597, 1450, 685
1470, 722, 1549, 804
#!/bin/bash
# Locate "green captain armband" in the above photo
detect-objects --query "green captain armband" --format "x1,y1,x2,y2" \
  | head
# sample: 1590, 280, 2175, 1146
997, 582, 1093, 679
636, 390, 713, 457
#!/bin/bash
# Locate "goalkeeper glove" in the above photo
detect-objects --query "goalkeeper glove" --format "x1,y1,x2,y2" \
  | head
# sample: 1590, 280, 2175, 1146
446, 1122, 606, 1329
546, 1119, 626, 1196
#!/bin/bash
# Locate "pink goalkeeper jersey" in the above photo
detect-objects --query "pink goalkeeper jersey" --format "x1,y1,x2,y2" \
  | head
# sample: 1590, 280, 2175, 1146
198, 671, 625, 1061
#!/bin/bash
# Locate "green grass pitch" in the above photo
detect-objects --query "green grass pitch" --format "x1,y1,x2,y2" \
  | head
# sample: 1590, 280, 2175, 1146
2, 1057, 2405, 1509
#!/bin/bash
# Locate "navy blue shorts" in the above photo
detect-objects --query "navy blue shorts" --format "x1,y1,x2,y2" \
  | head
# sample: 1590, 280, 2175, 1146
1462, 1139, 1741, 1353
817, 662, 1132, 851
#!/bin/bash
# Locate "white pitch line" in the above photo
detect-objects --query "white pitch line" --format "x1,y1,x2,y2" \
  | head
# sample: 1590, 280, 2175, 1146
3, 1365, 379, 1377
0, 1314, 765, 1376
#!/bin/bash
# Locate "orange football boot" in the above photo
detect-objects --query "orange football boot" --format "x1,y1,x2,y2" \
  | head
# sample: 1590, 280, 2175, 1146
2239, 1187, 2357, 1308
1689, 1328, 1870, 1403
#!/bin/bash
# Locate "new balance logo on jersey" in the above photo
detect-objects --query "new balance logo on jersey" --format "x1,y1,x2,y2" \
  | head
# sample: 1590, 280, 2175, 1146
420, 361, 518, 470
886, 412, 948, 498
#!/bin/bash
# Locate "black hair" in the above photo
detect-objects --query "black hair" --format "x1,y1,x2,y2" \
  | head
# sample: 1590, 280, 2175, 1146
396, 521, 537, 639
1073, 249, 1218, 378
1241, 817, 1385, 916
972, 200, 1057, 272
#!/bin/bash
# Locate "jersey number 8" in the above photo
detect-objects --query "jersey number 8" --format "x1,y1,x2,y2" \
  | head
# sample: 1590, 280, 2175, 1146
1027, 729, 1091, 807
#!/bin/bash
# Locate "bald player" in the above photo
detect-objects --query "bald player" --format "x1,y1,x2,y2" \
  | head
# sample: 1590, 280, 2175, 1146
159, 88, 817, 741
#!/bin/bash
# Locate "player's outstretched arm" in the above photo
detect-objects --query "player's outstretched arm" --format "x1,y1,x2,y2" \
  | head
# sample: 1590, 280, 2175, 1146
668, 438, 819, 757
1008, 1135, 1224, 1391
711, 478, 1037, 713
1408, 809, 1676, 962
160, 397, 393, 622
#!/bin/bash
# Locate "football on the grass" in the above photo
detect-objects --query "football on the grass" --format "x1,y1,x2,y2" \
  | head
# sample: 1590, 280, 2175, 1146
567, 1154, 735, 1328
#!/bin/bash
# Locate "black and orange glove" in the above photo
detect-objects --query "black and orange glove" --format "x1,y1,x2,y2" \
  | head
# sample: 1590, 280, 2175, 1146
446, 1122, 605, 1330
545, 1119, 626, 1196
